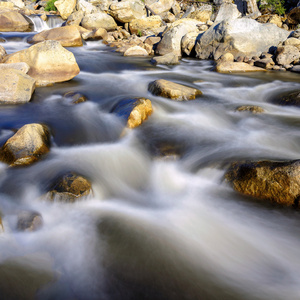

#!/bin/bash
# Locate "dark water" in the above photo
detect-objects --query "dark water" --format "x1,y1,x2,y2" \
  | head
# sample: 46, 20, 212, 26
1, 18, 300, 300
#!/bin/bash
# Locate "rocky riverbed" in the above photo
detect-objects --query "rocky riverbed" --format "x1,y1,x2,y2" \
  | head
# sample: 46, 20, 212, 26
0, 0, 300, 299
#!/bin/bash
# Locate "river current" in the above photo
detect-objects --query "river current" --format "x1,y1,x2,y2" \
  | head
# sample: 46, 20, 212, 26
1, 17, 300, 300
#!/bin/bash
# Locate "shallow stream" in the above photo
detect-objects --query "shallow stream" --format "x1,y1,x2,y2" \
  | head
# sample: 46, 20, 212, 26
1, 18, 300, 300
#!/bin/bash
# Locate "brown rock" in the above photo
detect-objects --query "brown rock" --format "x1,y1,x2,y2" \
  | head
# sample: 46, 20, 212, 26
216, 61, 267, 73
48, 172, 92, 202
225, 160, 300, 207
151, 52, 179, 65
287, 7, 300, 25
0, 10, 30, 32
148, 79, 202, 100
28, 25, 83, 47
235, 105, 265, 113
0, 45, 6, 61
254, 58, 274, 69
63, 91, 87, 104
275, 45, 300, 66
129, 15, 164, 35
0, 123, 50, 166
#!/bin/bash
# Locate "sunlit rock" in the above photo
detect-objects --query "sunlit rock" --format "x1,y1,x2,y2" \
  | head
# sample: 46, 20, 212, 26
111, 97, 153, 128
129, 15, 164, 35
151, 52, 179, 65
216, 61, 267, 73
17, 211, 43, 232
0, 10, 30, 32
235, 105, 265, 113
0, 62, 30, 73
275, 45, 300, 66
66, 10, 84, 26
214, 2, 241, 23
124, 45, 148, 56
0, 123, 51, 167
225, 160, 300, 207
145, 0, 175, 15
47, 172, 93, 202
0, 45, 6, 61
0, 69, 35, 104
81, 12, 117, 31
28, 25, 83, 47
2, 40, 80, 85
148, 79, 202, 100
189, 7, 212, 23
54, 0, 76, 20
181, 31, 200, 56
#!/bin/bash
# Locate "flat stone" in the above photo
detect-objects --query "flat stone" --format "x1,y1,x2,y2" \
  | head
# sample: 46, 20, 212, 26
216, 61, 267, 73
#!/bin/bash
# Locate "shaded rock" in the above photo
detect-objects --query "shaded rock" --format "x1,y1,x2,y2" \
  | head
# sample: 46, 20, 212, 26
66, 10, 84, 26
81, 12, 117, 31
274, 90, 300, 106
253, 57, 275, 69
63, 91, 87, 104
2, 40, 80, 86
0, 123, 50, 166
124, 45, 148, 56
0, 69, 35, 104
28, 25, 83, 47
225, 160, 300, 206
0, 10, 30, 32
146, 0, 175, 15
110, 0, 146, 23
275, 45, 300, 66
287, 7, 300, 25
291, 65, 300, 73
291, 29, 300, 38
151, 52, 179, 65
54, 0, 76, 20
129, 15, 164, 35
0, 214, 3, 233
0, 62, 30, 74
181, 31, 200, 56
235, 105, 265, 113
112, 97, 153, 128
216, 61, 266, 73
156, 18, 202, 56
48, 172, 92, 202
148, 79, 202, 100
144, 36, 161, 47
195, 18, 290, 60
17, 211, 43, 232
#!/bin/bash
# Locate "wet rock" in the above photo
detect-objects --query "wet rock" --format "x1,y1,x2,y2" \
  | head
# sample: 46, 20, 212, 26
151, 52, 179, 65
0, 69, 35, 104
156, 18, 201, 56
109, 0, 146, 23
48, 172, 92, 202
274, 90, 300, 106
235, 105, 265, 113
0, 10, 30, 32
275, 45, 300, 66
0, 123, 50, 166
63, 91, 87, 104
124, 45, 148, 56
17, 211, 43, 232
0, 62, 30, 74
145, 0, 175, 15
253, 58, 275, 69
129, 15, 164, 36
2, 40, 80, 86
54, 0, 76, 20
148, 79, 202, 100
112, 97, 153, 128
216, 61, 266, 73
0, 214, 3, 233
81, 12, 117, 31
28, 25, 83, 47
195, 18, 290, 61
291, 65, 300, 73
225, 160, 300, 207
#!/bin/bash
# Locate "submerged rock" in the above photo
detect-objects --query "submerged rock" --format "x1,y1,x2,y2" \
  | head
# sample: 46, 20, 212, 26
274, 90, 300, 106
148, 79, 202, 100
0, 124, 51, 166
63, 91, 87, 104
0, 10, 30, 32
2, 40, 80, 86
0, 69, 35, 104
235, 105, 265, 113
112, 97, 153, 128
48, 172, 92, 202
28, 25, 83, 47
225, 160, 300, 207
17, 211, 43, 232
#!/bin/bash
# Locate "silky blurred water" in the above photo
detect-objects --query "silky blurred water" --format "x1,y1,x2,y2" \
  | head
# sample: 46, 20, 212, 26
1, 21, 300, 300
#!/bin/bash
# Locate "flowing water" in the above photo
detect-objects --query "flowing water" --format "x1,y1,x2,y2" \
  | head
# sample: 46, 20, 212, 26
1, 18, 300, 300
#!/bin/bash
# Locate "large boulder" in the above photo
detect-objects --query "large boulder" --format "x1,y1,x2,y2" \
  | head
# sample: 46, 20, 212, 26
145, 0, 175, 15
0, 10, 30, 32
0, 123, 50, 166
110, 0, 146, 23
81, 12, 117, 31
225, 160, 300, 207
156, 18, 202, 56
148, 79, 202, 100
28, 25, 83, 47
111, 97, 153, 128
129, 15, 164, 35
195, 18, 290, 60
54, 0, 76, 19
0, 69, 35, 104
275, 45, 300, 66
2, 40, 80, 86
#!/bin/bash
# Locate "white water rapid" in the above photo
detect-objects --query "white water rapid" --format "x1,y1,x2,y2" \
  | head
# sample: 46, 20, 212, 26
0, 19, 300, 300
